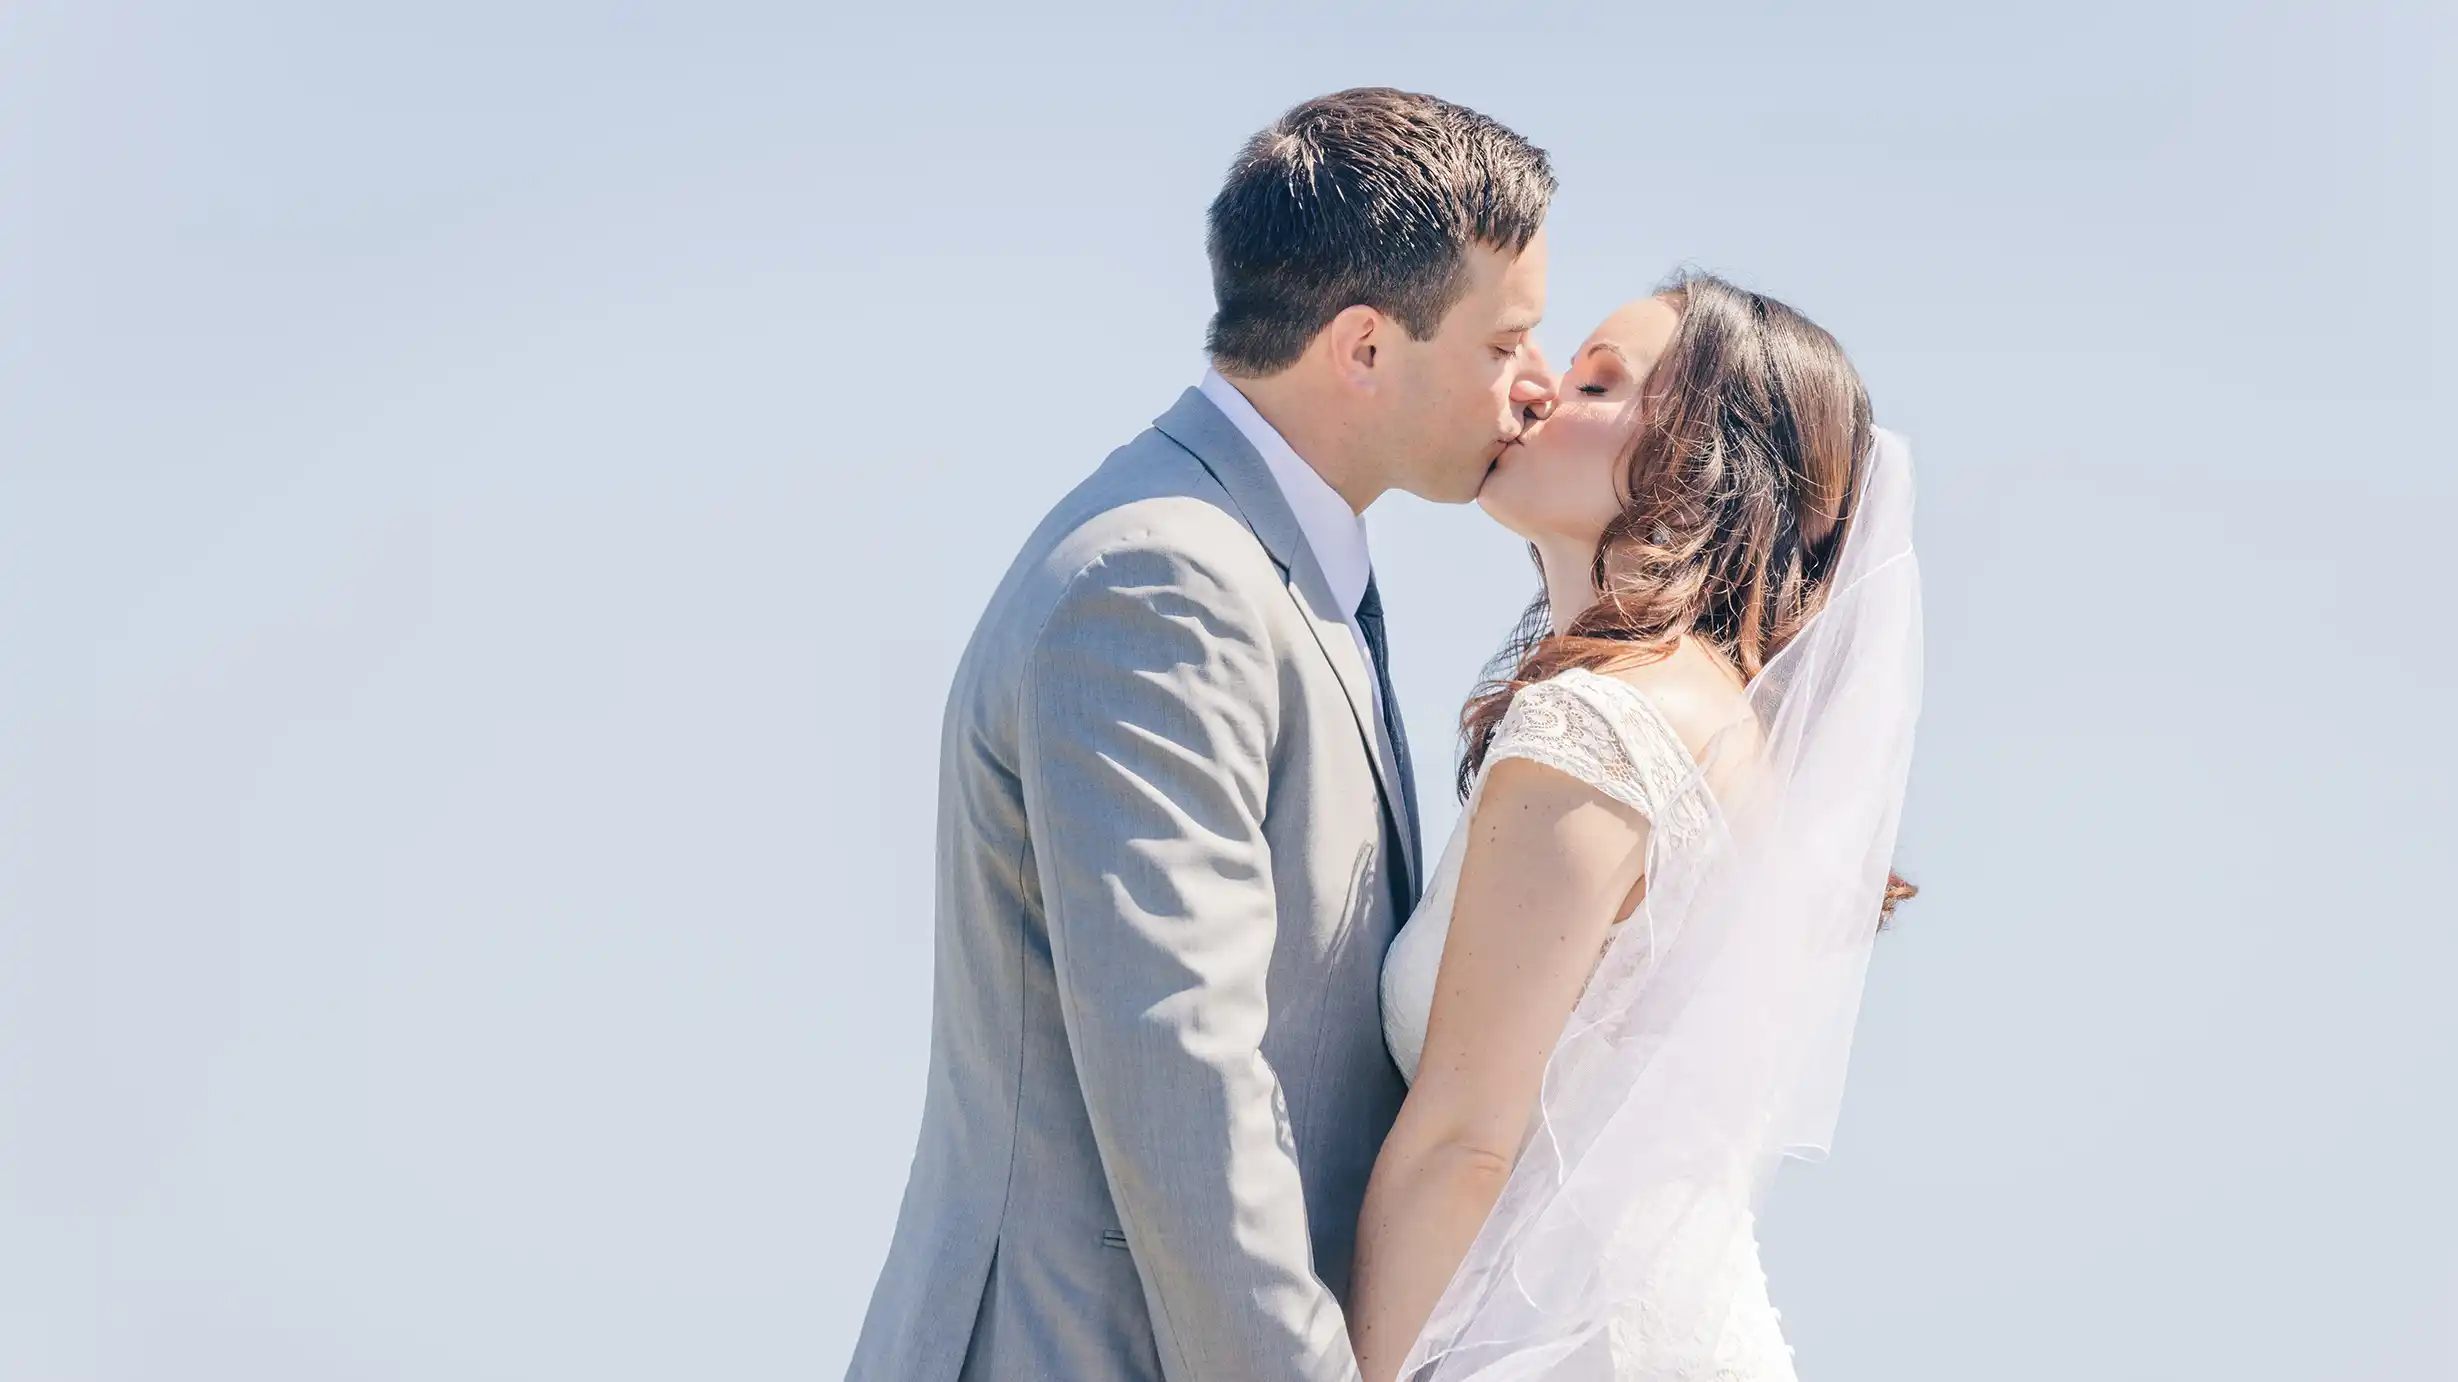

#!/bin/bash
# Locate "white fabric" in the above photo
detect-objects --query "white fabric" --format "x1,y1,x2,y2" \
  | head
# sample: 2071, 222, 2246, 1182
1382, 669, 1711, 1086
1198, 369, 1379, 709
1380, 669, 1796, 1381
1385, 430, 1923, 1381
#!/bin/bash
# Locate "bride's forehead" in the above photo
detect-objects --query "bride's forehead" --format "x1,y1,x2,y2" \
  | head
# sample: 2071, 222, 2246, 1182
1583, 297, 1683, 356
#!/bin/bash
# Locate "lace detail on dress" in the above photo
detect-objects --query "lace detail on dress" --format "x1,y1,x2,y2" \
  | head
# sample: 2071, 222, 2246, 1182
1383, 667, 1792, 1378
1603, 1204, 1798, 1381
1485, 669, 1712, 849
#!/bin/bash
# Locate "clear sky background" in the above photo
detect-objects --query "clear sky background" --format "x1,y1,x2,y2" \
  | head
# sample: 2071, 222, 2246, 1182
2, 2, 2451, 1378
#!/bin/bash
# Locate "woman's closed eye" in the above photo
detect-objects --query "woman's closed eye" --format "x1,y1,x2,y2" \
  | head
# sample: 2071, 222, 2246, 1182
1573, 346, 1630, 397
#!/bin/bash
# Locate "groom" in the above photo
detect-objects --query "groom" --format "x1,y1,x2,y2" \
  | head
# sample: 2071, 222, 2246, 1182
849, 88, 1557, 1382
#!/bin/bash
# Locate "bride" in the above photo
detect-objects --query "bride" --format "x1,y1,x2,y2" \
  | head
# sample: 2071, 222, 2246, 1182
1349, 273, 1923, 1381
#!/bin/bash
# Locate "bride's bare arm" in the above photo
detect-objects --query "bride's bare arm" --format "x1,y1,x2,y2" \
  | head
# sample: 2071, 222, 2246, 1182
1348, 756, 1652, 1382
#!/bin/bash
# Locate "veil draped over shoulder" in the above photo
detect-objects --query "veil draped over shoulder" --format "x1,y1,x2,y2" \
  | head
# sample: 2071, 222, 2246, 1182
1400, 430, 1925, 1381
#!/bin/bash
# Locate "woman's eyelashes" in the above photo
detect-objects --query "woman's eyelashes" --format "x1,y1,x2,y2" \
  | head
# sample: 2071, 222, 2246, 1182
1575, 354, 1628, 397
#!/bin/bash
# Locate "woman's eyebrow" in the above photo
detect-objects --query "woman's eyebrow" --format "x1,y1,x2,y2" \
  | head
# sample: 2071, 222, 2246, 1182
1586, 341, 1630, 362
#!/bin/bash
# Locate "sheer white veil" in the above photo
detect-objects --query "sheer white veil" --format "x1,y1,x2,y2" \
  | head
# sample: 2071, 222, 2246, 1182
1400, 429, 1925, 1381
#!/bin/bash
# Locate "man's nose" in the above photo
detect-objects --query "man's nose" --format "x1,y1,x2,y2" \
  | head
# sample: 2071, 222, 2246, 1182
1510, 348, 1560, 423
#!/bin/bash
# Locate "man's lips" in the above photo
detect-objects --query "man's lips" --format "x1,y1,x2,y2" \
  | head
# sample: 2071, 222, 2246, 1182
1490, 404, 1545, 462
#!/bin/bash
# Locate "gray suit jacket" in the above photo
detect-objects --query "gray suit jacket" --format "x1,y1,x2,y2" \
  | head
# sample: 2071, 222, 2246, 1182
848, 389, 1421, 1382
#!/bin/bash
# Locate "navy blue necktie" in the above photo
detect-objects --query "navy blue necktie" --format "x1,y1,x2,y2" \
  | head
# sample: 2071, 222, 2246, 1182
1352, 576, 1422, 897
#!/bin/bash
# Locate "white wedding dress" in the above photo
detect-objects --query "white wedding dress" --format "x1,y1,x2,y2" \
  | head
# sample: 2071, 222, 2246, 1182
1380, 667, 1798, 1381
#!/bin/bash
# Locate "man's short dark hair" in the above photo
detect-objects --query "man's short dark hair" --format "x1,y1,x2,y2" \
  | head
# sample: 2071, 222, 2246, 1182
1204, 88, 1555, 377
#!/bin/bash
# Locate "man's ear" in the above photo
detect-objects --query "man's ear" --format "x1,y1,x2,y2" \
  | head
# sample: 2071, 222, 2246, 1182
1323, 305, 1385, 392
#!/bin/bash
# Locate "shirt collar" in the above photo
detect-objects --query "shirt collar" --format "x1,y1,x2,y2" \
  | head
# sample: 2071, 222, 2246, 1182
1198, 368, 1374, 619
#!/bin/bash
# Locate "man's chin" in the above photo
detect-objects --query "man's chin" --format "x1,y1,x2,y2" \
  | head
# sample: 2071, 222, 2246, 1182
1406, 448, 1512, 505
1471, 442, 1518, 497
1444, 459, 1495, 506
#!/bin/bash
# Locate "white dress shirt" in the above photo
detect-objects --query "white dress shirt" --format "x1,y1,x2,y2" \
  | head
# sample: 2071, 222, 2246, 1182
1198, 369, 1381, 716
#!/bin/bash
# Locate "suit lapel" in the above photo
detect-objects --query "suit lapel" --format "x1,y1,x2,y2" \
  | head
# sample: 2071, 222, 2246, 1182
1152, 389, 1422, 893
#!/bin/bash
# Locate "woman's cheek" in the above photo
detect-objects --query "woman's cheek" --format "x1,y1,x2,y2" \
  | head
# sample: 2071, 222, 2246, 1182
1587, 440, 1627, 525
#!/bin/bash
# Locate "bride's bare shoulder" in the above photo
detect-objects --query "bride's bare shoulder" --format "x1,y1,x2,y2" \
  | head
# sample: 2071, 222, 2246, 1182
1590, 640, 1757, 761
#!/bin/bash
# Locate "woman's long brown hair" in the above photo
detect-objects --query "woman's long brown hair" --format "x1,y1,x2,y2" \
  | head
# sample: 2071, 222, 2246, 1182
1458, 272, 1915, 919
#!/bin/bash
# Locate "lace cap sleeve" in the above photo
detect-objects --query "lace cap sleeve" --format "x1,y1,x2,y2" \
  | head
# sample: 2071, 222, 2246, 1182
1484, 672, 1711, 847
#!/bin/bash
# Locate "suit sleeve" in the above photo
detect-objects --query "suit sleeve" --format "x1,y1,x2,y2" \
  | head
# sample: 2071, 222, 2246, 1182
1017, 539, 1361, 1382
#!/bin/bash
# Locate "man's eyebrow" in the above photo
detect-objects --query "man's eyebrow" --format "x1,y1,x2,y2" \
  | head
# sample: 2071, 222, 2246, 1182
1494, 312, 1544, 335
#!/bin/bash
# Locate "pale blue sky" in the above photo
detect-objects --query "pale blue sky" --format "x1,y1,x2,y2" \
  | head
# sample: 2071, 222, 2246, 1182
1, 2, 2451, 1377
